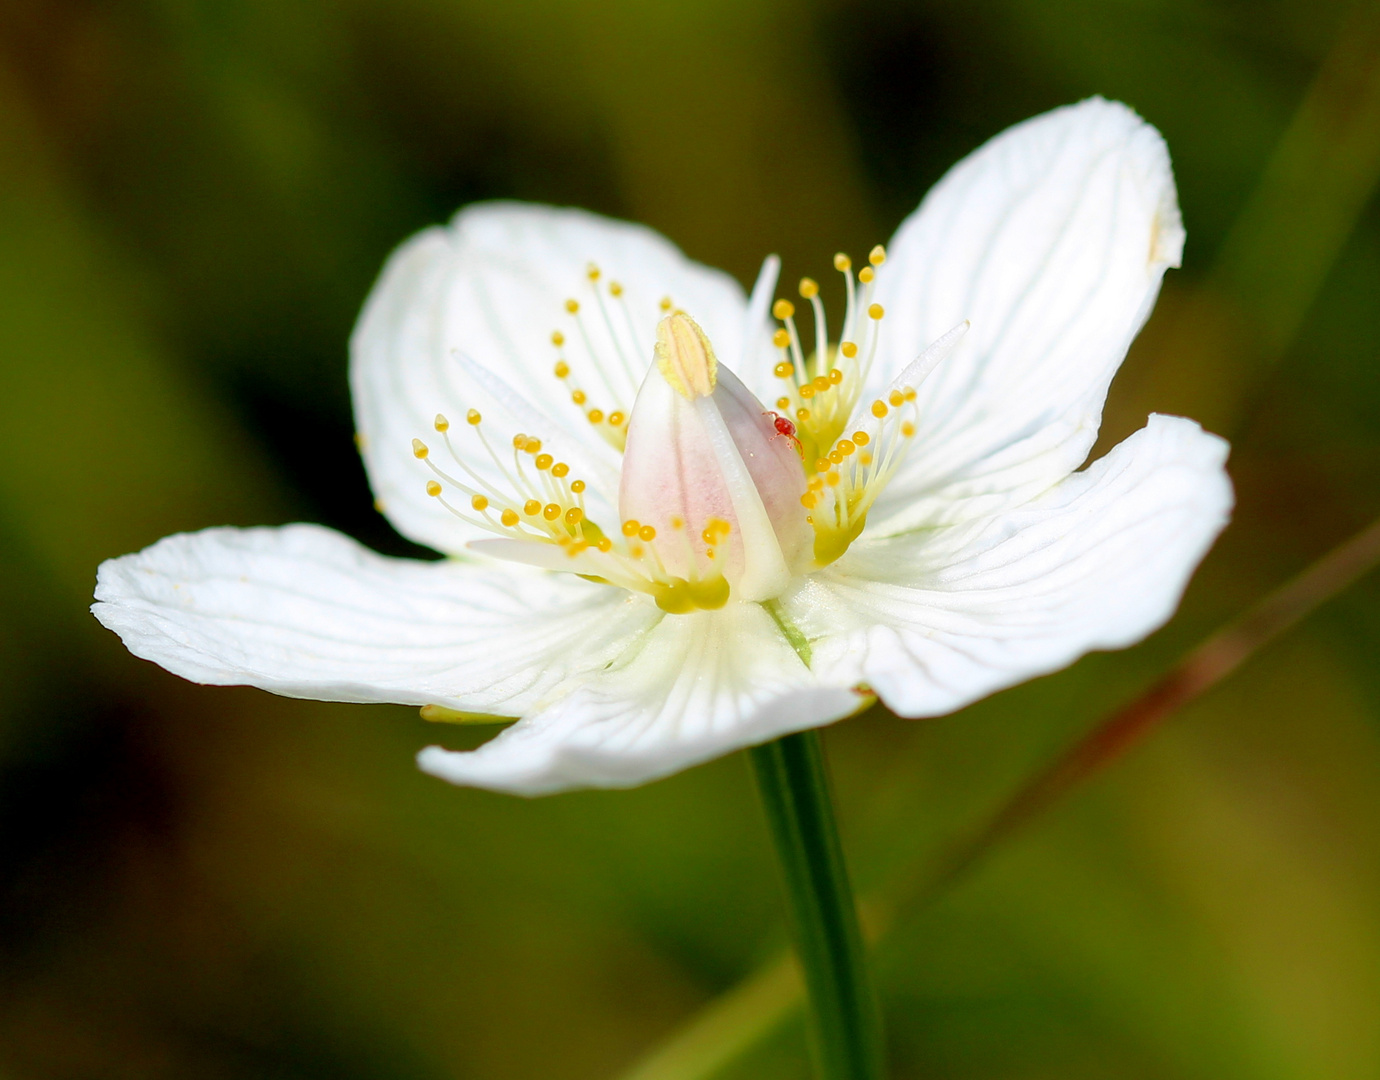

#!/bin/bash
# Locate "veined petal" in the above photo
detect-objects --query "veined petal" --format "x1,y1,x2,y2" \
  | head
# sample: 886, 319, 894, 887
351, 202, 749, 555
868, 98, 1184, 534
418, 601, 860, 796
92, 524, 658, 713
781, 415, 1232, 717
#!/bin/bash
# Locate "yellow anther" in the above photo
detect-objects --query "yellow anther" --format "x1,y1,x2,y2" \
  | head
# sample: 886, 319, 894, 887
777, 396, 791, 409
426, 480, 442, 496
608, 411, 625, 427
622, 520, 640, 537
500, 508, 519, 527
434, 414, 450, 432
609, 281, 623, 296
828, 368, 844, 384
535, 453, 554, 471
774, 361, 794, 378
828, 449, 843, 464
552, 462, 570, 478
638, 524, 657, 542
670, 516, 684, 529
524, 499, 541, 516
889, 389, 905, 407
797, 407, 811, 421
702, 527, 718, 545
471, 494, 489, 511
798, 277, 819, 299
903, 386, 917, 402
869, 244, 886, 266
833, 252, 852, 271
586, 263, 600, 281
772, 299, 795, 321
799, 383, 816, 399
412, 438, 429, 459
872, 400, 888, 418
571, 479, 586, 493
551, 330, 565, 347
858, 267, 875, 284
543, 503, 561, 521
596, 537, 613, 552
572, 389, 587, 405
565, 507, 584, 525
869, 303, 885, 320
512, 433, 527, 448
772, 328, 791, 349
814, 457, 830, 473
660, 296, 673, 311
859, 452, 873, 466
901, 421, 916, 437
840, 341, 858, 358
525, 437, 543, 453
837, 439, 855, 456
588, 408, 604, 424
801, 492, 817, 508
655, 312, 718, 399
466, 409, 482, 426
852, 430, 869, 445
631, 544, 645, 559
825, 471, 841, 486
565, 299, 579, 314
554, 360, 570, 378
813, 375, 831, 393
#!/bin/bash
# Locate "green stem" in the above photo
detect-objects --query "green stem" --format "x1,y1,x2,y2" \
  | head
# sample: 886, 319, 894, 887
748, 730, 884, 1080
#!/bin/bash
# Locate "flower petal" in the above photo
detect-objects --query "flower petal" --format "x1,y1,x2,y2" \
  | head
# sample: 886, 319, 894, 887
351, 202, 750, 555
417, 601, 860, 796
868, 98, 1185, 534
781, 415, 1232, 718
92, 523, 658, 712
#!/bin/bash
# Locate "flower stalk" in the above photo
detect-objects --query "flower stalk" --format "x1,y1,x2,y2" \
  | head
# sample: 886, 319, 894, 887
749, 730, 884, 1080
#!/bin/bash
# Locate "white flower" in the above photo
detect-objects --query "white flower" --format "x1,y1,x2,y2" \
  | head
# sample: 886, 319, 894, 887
93, 98, 1232, 796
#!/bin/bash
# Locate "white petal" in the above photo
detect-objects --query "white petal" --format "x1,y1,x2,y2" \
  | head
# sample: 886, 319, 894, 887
782, 416, 1232, 718
869, 98, 1185, 534
92, 523, 658, 712
350, 202, 749, 555
418, 601, 861, 796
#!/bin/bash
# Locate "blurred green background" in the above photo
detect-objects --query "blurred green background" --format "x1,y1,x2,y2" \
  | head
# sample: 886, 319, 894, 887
2, 0, 1380, 1077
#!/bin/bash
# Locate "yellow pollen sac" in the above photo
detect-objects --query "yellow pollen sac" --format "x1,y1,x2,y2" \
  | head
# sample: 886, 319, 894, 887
609, 281, 623, 296
853, 430, 870, 445
869, 244, 886, 266
901, 421, 916, 437
833, 252, 852, 271
660, 296, 673, 312
466, 409, 482, 426
798, 277, 819, 299
543, 503, 561, 521
772, 299, 795, 320
825, 471, 841, 486
638, 524, 657, 542
551, 330, 565, 346
774, 361, 794, 378
434, 414, 450, 432
471, 494, 489, 511
512, 433, 526, 448
535, 453, 554, 470
777, 396, 791, 409
829, 368, 844, 384
608, 411, 625, 426
812, 375, 831, 393
814, 457, 830, 473
837, 439, 856, 456
801, 491, 818, 508
551, 462, 570, 478
889, 389, 905, 407
872, 400, 888, 418
565, 299, 579, 314
588, 408, 604, 424
426, 480, 442, 496
570, 480, 586, 493
904, 387, 917, 402
622, 519, 640, 537
412, 438, 429, 459
572, 389, 587, 405
858, 267, 874, 284
799, 383, 816, 399
565, 507, 584, 525
654, 311, 718, 399
869, 303, 885, 320
596, 537, 613, 552
859, 451, 874, 466
524, 499, 541, 516
500, 508, 519, 527
554, 360, 570, 378
828, 449, 844, 464
797, 407, 811, 421
586, 263, 600, 281
701, 527, 717, 545
772, 328, 791, 348
841, 341, 858, 359
670, 516, 685, 529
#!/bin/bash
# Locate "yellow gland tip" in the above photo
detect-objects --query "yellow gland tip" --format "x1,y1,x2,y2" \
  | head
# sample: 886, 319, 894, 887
798, 277, 819, 299
797, 407, 811, 421
814, 457, 830, 473
564, 299, 579, 314
889, 389, 905, 407
772, 299, 795, 320
554, 360, 570, 378
660, 296, 672, 311
588, 408, 604, 424
777, 396, 791, 409
466, 409, 482, 425
412, 438, 428, 459
565, 507, 583, 525
609, 281, 623, 296
901, 421, 916, 437
869, 303, 885, 320
512, 433, 526, 448
840, 341, 858, 358
833, 252, 851, 271
426, 480, 442, 496
596, 537, 613, 552
551, 462, 569, 478
858, 267, 874, 284
622, 519, 640, 537
638, 524, 657, 542
572, 389, 587, 405
829, 368, 844, 384
608, 411, 625, 426
586, 263, 600, 280
535, 453, 554, 470
570, 479, 586, 493
500, 508, 519, 527
524, 499, 541, 515
800, 383, 816, 398
471, 494, 488, 511
543, 503, 561, 521
774, 361, 794, 378
869, 244, 886, 266
551, 330, 565, 347
434, 414, 449, 432
872, 400, 888, 418
772, 328, 791, 348
837, 439, 855, 455
524, 437, 542, 453
852, 430, 869, 445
